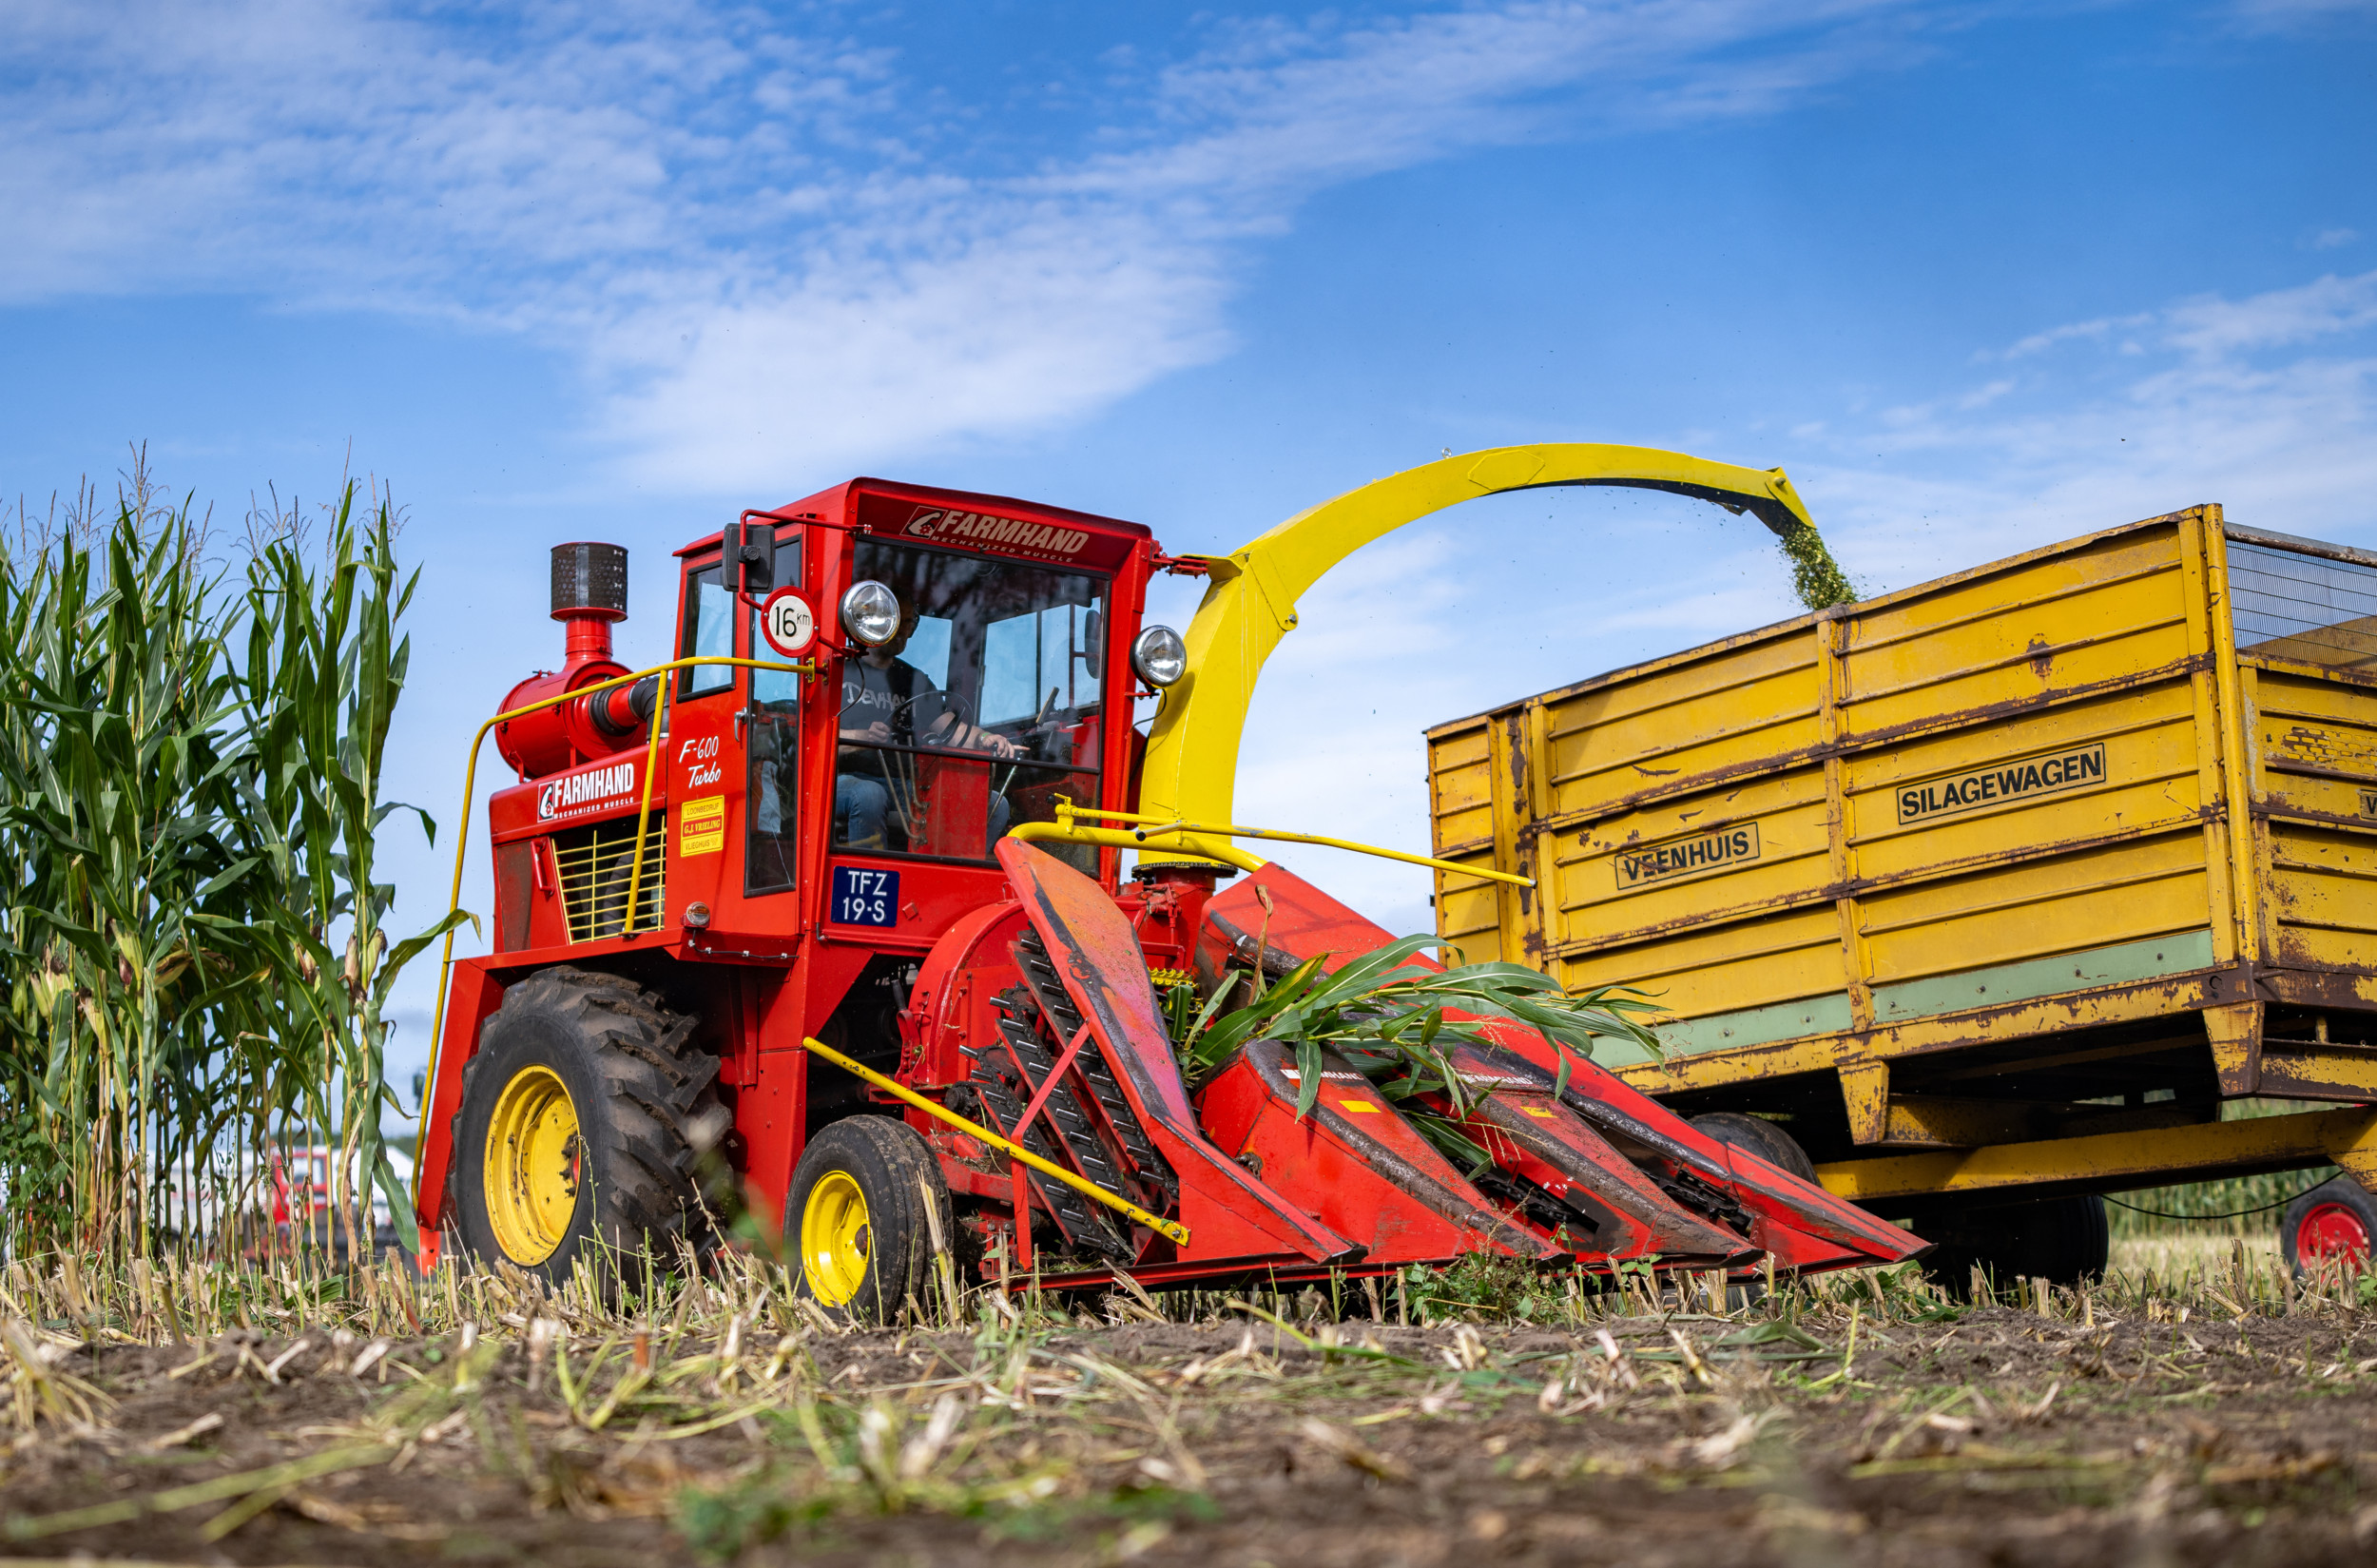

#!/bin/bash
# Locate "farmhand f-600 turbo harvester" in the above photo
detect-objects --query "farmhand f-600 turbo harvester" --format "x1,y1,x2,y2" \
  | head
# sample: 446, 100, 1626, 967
414, 445, 1925, 1315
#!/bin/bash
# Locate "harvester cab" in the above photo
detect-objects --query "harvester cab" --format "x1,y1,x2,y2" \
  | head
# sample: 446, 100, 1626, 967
415, 450, 1926, 1313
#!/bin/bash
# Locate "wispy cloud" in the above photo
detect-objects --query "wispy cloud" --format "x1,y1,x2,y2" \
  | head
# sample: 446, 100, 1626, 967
1798, 265, 2377, 590
2163, 269, 2377, 356
2229, 0, 2377, 33
1, 0, 1947, 493
1986, 313, 2153, 360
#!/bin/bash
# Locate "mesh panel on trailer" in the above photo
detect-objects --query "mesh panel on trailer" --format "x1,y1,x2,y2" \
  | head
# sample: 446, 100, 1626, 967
2229, 534, 2377, 672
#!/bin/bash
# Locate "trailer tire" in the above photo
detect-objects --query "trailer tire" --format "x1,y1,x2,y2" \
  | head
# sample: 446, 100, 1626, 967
1919, 1194, 2108, 1298
449, 965, 720, 1289
1691, 1113, 1818, 1182
2280, 1175, 2376, 1278
788, 1115, 954, 1325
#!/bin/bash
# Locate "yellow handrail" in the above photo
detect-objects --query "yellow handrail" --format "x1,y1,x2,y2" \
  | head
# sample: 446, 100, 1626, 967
415, 653, 808, 1211
799, 1036, 1190, 1246
1012, 797, 1536, 889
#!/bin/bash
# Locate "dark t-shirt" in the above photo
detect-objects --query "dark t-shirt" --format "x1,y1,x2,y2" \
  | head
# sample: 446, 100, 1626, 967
840, 658, 934, 776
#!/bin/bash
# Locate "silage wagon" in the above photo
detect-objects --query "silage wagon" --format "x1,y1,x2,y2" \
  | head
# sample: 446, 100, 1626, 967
1428, 504, 2377, 1281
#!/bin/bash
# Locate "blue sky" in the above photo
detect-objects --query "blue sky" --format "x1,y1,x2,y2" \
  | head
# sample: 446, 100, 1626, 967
5, 0, 2374, 1100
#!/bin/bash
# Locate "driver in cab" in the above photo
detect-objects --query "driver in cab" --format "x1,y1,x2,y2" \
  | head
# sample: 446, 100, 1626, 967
836, 597, 1016, 850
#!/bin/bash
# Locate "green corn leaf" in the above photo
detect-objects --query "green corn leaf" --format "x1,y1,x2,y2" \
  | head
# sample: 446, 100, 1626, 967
1292, 1036, 1324, 1120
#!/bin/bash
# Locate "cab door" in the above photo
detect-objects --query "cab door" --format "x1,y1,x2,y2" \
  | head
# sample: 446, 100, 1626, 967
664, 552, 739, 932
743, 522, 803, 901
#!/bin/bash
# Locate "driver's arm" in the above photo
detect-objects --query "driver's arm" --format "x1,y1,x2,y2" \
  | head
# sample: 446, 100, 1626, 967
922, 710, 1016, 758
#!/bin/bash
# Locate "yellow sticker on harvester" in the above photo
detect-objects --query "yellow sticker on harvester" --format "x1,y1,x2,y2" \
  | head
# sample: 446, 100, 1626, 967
679, 794, 725, 857
1521, 1106, 1556, 1118
1339, 1100, 1380, 1113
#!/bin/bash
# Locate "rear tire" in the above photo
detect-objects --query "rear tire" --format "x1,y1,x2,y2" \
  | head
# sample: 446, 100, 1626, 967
788, 1116, 954, 1325
2281, 1175, 2376, 1278
450, 965, 721, 1288
1918, 1194, 2108, 1298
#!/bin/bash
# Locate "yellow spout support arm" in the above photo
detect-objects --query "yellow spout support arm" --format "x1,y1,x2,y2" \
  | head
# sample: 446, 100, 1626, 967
1010, 798, 1535, 887
1137, 443, 1815, 856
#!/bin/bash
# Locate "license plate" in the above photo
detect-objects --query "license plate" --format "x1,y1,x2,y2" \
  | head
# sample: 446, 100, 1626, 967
830, 865, 899, 927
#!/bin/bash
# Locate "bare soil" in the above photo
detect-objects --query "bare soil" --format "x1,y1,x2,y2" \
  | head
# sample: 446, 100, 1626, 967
5, 1299, 2375, 1568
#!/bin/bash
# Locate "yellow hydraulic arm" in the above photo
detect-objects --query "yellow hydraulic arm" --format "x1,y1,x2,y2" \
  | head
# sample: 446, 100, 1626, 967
1136, 443, 1816, 855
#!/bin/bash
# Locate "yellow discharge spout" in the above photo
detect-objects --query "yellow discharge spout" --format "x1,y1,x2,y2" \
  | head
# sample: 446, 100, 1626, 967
1136, 443, 1814, 864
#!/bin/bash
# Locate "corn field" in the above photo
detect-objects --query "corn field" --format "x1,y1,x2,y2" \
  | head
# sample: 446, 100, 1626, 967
0, 461, 459, 1265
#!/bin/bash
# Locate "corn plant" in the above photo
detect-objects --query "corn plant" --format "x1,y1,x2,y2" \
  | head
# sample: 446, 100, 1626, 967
0, 492, 250, 1253
0, 462, 455, 1265
1169, 936, 1662, 1155
225, 490, 467, 1259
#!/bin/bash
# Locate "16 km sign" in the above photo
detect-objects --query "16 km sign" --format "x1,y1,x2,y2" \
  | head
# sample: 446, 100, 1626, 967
760, 588, 816, 657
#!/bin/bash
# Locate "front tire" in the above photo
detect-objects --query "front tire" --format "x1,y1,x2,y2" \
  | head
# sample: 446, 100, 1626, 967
788, 1116, 953, 1325
450, 965, 720, 1287
2281, 1175, 2376, 1278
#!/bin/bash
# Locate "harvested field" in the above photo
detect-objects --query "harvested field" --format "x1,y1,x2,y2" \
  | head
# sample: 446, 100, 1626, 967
3, 1247, 2373, 1567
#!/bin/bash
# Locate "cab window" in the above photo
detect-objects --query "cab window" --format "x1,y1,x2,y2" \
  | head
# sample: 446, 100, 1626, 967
832, 539, 1106, 867
983, 603, 1100, 725
681, 564, 734, 697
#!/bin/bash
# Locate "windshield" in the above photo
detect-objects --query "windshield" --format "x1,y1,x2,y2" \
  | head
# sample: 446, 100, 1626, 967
833, 539, 1107, 867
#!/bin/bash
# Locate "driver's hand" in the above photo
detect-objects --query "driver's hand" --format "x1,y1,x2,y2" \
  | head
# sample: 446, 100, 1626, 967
983, 731, 1018, 759
861, 720, 893, 745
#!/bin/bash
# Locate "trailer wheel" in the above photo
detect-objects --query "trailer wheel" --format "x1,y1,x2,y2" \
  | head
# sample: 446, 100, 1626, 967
1691, 1113, 1818, 1181
449, 965, 720, 1287
1919, 1194, 2108, 1298
2281, 1176, 2376, 1278
788, 1116, 954, 1325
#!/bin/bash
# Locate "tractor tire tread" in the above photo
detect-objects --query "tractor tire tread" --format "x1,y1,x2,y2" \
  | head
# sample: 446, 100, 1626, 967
449, 964, 719, 1287
789, 1116, 953, 1324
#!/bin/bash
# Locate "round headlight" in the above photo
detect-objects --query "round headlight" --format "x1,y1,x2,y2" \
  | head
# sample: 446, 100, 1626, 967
841, 580, 901, 647
1131, 625, 1188, 687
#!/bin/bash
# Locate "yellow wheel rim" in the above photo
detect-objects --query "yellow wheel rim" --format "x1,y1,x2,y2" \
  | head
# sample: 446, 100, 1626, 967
484, 1064, 582, 1265
801, 1171, 873, 1306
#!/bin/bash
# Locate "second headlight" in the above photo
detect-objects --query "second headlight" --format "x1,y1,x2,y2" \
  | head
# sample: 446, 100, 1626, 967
1131, 624, 1188, 687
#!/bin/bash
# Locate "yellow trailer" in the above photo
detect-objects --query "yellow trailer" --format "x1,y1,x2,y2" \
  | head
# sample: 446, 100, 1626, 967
1426, 504, 2377, 1267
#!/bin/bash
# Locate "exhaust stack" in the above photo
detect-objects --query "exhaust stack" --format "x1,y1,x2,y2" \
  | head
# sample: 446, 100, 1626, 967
551, 541, 628, 666
495, 542, 655, 778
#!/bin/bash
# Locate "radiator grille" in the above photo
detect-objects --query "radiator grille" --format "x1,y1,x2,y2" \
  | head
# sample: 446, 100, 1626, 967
554, 813, 666, 941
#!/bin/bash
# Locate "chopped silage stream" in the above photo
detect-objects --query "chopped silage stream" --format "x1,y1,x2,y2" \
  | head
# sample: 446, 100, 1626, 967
4, 1255, 2376, 1566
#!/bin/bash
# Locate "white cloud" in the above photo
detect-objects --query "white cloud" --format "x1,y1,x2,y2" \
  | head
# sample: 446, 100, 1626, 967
2163, 270, 2377, 357
1989, 312, 2152, 360
1, 0, 1947, 493
2309, 227, 2360, 250
1796, 266, 2377, 589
